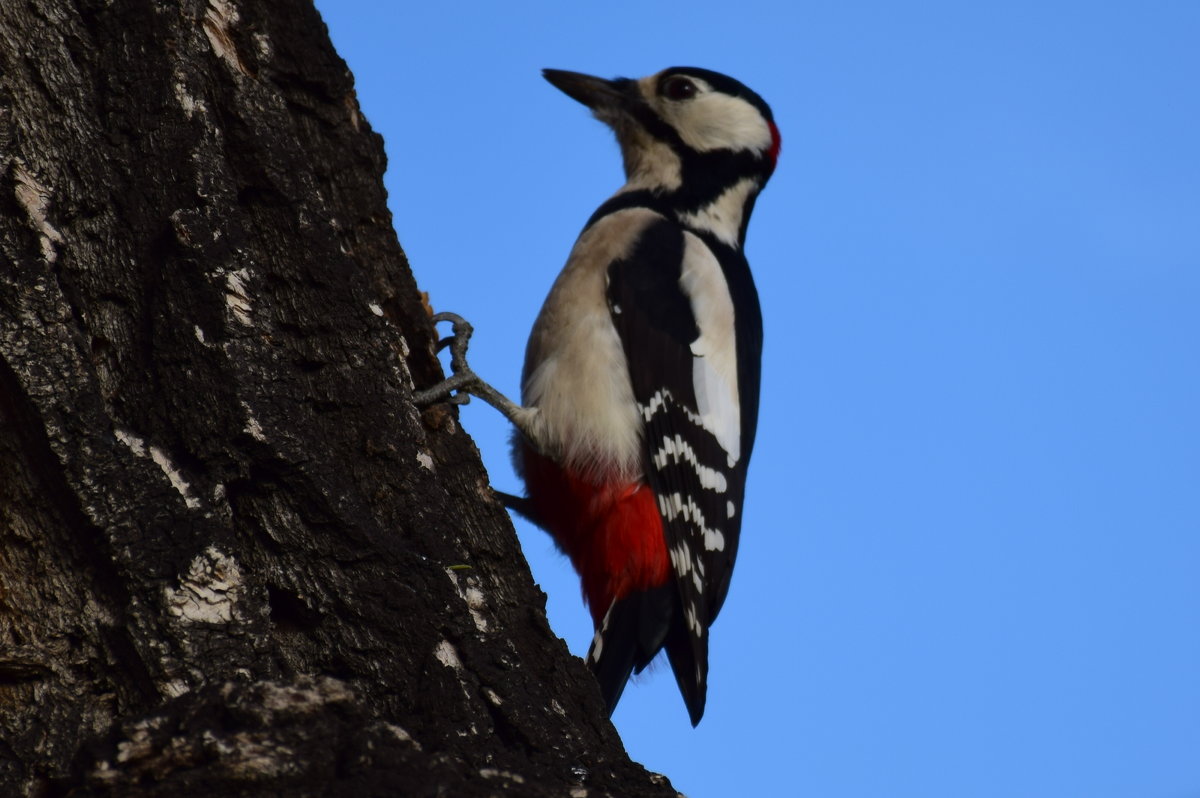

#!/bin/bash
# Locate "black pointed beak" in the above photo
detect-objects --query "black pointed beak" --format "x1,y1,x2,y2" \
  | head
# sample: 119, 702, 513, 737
543, 69, 633, 113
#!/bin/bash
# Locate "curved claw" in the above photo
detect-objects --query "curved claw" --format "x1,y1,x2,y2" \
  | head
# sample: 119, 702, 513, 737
411, 312, 535, 444
430, 312, 474, 376
413, 312, 480, 406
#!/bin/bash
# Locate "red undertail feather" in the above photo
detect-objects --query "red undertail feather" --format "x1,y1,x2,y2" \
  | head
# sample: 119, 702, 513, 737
519, 446, 668, 624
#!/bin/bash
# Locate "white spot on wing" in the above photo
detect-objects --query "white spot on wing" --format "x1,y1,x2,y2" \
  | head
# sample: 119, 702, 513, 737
588, 602, 616, 663
660, 492, 726, 552
704, 526, 725, 552
641, 389, 669, 422
651, 434, 728, 493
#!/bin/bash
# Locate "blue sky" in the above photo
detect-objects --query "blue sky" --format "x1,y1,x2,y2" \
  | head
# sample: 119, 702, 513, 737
314, 3, 1200, 796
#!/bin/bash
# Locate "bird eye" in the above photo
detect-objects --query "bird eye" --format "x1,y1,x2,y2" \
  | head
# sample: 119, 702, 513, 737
662, 76, 697, 101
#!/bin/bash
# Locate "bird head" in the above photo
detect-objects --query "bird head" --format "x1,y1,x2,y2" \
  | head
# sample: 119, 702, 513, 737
543, 67, 780, 193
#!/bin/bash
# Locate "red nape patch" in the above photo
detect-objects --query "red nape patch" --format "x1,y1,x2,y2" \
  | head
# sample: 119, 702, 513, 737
768, 122, 782, 166
519, 447, 670, 627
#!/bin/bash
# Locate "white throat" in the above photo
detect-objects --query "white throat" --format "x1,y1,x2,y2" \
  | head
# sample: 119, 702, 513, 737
619, 135, 683, 193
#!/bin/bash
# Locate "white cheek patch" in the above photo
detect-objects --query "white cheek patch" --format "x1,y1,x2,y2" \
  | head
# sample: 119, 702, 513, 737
679, 233, 740, 466
669, 92, 774, 155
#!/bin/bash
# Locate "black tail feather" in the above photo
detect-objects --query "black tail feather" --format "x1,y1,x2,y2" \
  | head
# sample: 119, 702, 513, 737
587, 584, 708, 724
587, 585, 674, 716
664, 613, 708, 726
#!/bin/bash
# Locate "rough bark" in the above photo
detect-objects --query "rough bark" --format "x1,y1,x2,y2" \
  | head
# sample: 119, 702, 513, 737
0, 1, 679, 796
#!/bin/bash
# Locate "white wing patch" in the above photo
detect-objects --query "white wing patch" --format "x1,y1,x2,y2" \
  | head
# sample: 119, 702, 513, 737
679, 233, 741, 466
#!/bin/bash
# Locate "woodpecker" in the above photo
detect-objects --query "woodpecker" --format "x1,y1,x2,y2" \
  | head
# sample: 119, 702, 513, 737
415, 67, 779, 726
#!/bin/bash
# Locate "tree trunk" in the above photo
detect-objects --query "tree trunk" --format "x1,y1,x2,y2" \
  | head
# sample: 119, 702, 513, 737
0, 2, 678, 796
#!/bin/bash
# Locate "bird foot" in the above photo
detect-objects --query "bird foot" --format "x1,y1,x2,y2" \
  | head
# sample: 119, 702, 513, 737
412, 313, 534, 438
413, 312, 482, 407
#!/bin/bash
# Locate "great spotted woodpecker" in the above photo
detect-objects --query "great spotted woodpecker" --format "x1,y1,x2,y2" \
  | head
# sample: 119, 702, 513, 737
415, 67, 779, 726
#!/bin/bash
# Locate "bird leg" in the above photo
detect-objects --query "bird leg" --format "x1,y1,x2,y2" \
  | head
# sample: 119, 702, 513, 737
413, 312, 540, 519
412, 312, 538, 438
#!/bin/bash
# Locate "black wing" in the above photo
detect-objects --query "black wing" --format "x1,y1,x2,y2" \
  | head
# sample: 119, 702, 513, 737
601, 215, 753, 725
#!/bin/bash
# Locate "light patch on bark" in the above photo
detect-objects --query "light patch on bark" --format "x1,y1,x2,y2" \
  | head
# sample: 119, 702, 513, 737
254, 677, 354, 712
165, 547, 243, 624
416, 451, 434, 471
113, 427, 147, 458
480, 768, 525, 784
378, 722, 422, 751
160, 679, 191, 698
241, 400, 266, 441
172, 71, 206, 118
463, 586, 487, 632
434, 639, 462, 671
202, 0, 250, 76
225, 269, 253, 326
447, 568, 489, 632
149, 445, 201, 509
220, 735, 298, 780
114, 715, 167, 763
368, 302, 384, 316
252, 32, 272, 60
193, 324, 207, 343
344, 94, 363, 132
13, 163, 65, 264
116, 429, 202, 509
